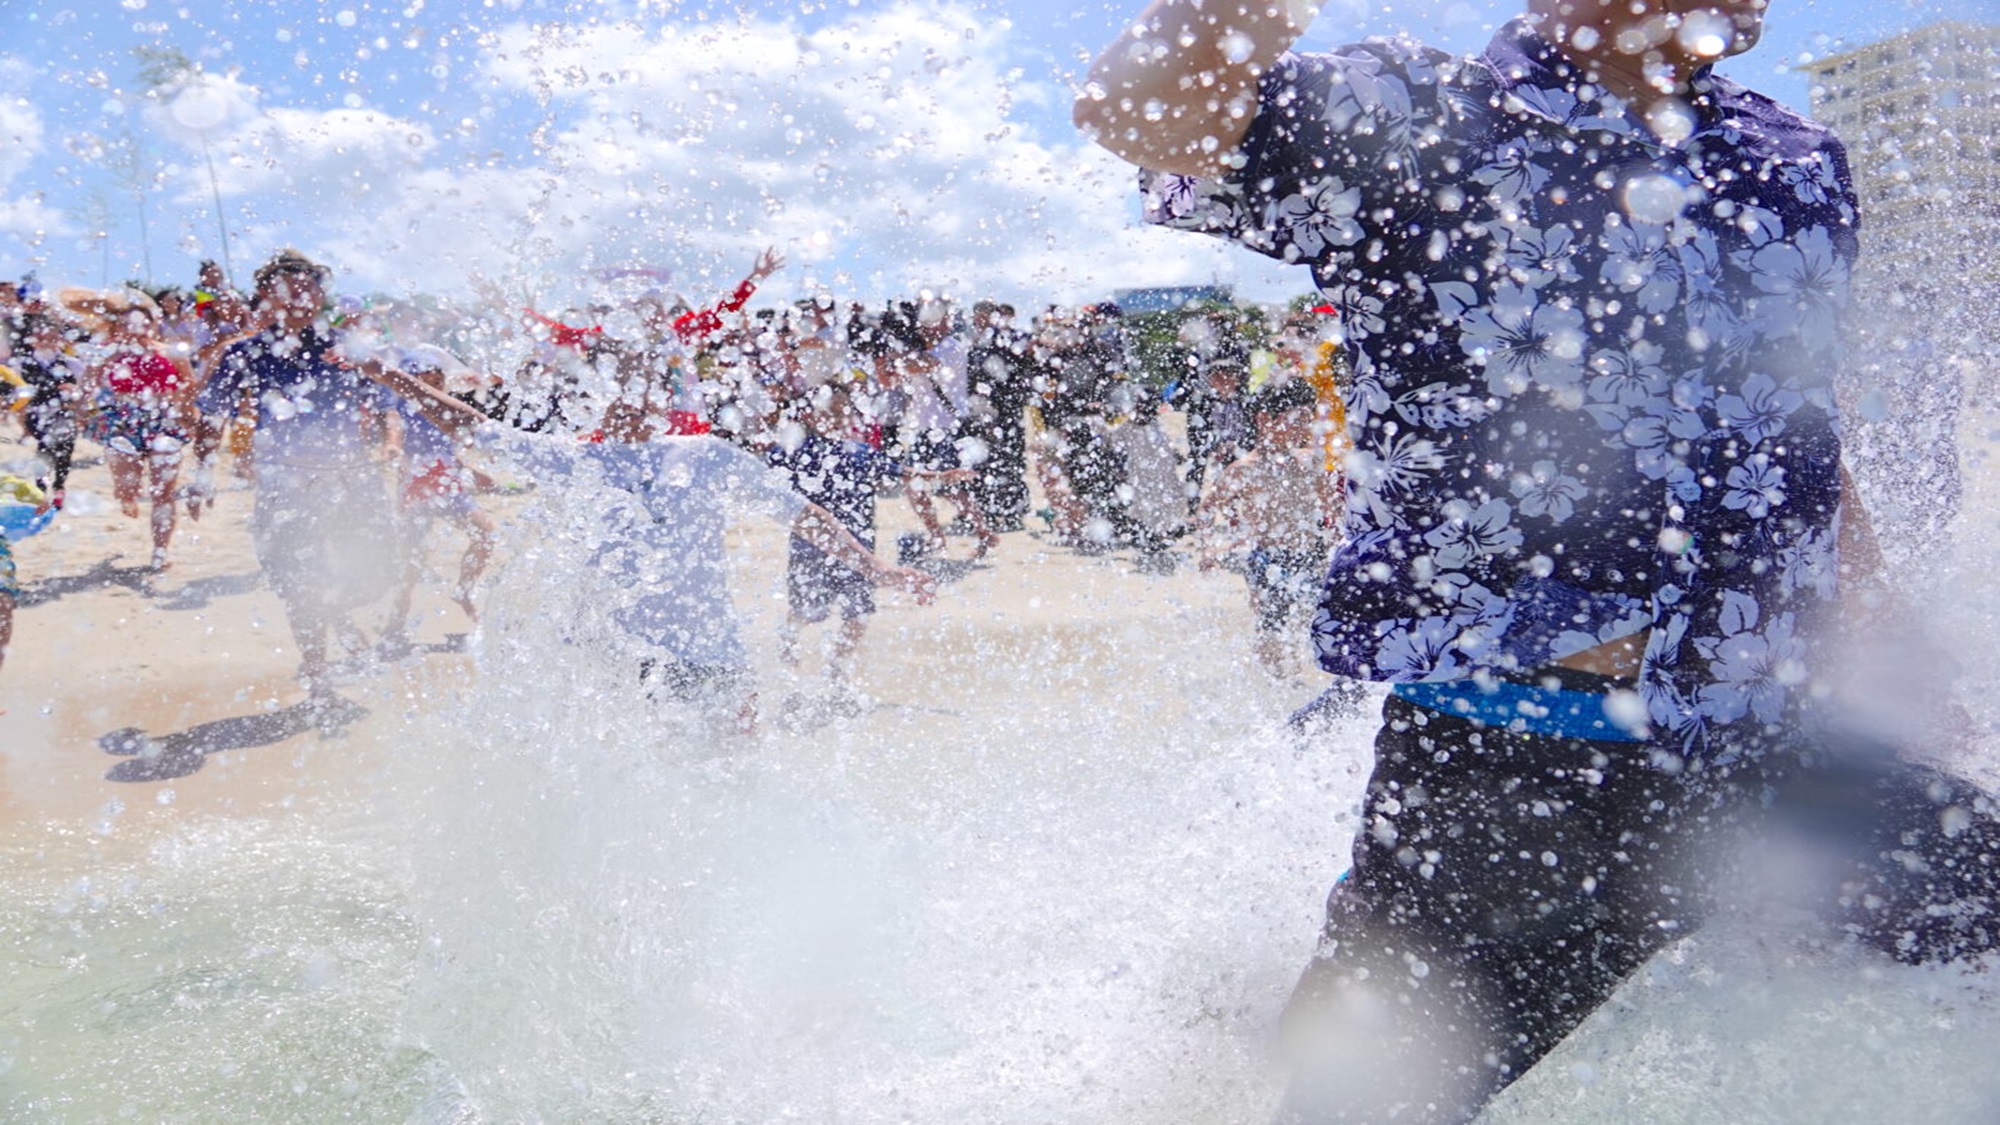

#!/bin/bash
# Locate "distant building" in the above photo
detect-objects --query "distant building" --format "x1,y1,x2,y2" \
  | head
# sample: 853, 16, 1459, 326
1808, 21, 2000, 269
1111, 285, 1233, 315
1807, 21, 1998, 579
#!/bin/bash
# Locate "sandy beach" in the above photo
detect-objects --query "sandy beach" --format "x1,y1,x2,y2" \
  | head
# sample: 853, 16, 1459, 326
0, 421, 1283, 835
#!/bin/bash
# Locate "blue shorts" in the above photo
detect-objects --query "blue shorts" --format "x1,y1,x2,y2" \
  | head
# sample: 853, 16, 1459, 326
787, 540, 875, 622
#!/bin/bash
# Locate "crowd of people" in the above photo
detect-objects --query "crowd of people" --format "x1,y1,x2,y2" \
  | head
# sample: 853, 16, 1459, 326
0, 249, 1352, 705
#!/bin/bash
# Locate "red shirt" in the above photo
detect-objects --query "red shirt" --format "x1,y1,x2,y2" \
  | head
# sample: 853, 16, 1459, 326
671, 280, 756, 347
102, 351, 186, 397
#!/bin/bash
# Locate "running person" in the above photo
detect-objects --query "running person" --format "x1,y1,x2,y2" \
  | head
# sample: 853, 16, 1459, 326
1194, 380, 1341, 682
375, 376, 937, 735
193, 251, 407, 703
7, 314, 85, 508
766, 379, 969, 708
80, 290, 196, 572
384, 360, 496, 643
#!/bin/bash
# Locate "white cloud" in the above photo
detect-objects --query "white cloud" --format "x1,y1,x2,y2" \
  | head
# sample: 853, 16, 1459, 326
0, 57, 67, 245
130, 4, 1308, 306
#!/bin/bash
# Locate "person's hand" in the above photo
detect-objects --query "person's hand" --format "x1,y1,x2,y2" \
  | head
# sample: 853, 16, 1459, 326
886, 565, 937, 605
748, 247, 785, 283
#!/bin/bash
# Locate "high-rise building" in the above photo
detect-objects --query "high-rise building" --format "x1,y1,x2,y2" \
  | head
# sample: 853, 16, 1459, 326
1808, 20, 2000, 260
1805, 22, 1998, 573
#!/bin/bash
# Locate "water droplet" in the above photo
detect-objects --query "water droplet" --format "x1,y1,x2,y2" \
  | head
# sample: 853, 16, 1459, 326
1623, 173, 1690, 223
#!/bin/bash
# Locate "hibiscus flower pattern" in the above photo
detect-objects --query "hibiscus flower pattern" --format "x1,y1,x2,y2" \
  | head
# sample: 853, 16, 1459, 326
1142, 20, 1859, 755
1272, 176, 1365, 259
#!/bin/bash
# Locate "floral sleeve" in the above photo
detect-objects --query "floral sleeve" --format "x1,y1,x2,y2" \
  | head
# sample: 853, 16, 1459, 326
1140, 37, 1456, 265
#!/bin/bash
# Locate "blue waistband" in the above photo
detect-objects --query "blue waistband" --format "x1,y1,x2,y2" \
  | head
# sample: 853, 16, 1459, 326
1390, 676, 1647, 742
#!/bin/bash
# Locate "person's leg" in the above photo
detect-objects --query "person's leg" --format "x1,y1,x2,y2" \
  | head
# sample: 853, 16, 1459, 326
451, 506, 495, 622
290, 603, 333, 700
107, 450, 143, 520
642, 656, 759, 735
1252, 631, 1292, 678
318, 468, 401, 652
48, 423, 75, 491
1039, 459, 1088, 542
1244, 549, 1294, 678
784, 547, 837, 670
145, 448, 181, 569
820, 566, 874, 708
45, 426, 74, 505
254, 495, 339, 700
1278, 699, 1703, 1124
828, 615, 868, 689
0, 538, 16, 677
904, 477, 946, 551
943, 479, 999, 558
26, 408, 75, 503
385, 513, 426, 644
1767, 745, 2000, 964
974, 422, 1026, 527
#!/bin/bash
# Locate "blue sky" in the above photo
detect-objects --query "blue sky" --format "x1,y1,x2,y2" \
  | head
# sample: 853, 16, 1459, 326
1, 0, 1990, 306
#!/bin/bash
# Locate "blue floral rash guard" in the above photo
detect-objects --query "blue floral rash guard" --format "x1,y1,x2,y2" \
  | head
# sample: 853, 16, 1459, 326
1143, 20, 1859, 757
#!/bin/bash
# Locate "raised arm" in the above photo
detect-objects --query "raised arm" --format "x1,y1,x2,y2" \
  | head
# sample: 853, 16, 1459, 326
1074, 0, 1322, 177
672, 248, 785, 346
353, 358, 491, 438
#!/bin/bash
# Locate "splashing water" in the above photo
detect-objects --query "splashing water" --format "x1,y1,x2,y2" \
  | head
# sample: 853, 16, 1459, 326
392, 477, 1369, 1122
7, 465, 2000, 1121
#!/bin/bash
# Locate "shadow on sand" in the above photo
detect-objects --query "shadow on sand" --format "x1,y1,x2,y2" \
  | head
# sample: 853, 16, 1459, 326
17, 558, 160, 607
152, 570, 265, 611
99, 696, 369, 783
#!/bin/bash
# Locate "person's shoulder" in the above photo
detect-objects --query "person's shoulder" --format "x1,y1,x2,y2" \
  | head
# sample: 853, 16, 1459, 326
1285, 33, 1466, 90
679, 432, 756, 464
1711, 76, 1847, 153
398, 342, 462, 373
1321, 32, 1458, 68
216, 327, 272, 362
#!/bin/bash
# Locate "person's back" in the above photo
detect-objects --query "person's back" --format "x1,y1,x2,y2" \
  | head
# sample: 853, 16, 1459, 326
766, 429, 894, 549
